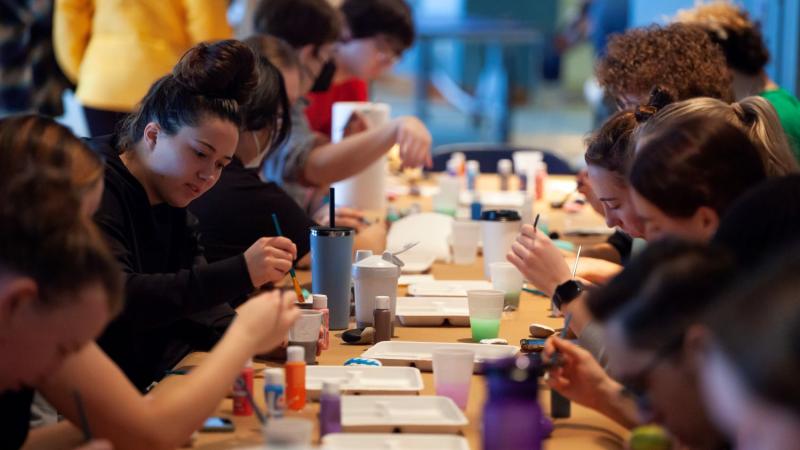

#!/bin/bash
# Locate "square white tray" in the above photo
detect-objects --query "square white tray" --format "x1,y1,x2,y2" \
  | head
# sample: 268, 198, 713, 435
360, 341, 519, 372
341, 396, 468, 433
407, 280, 492, 297
395, 297, 470, 327
306, 366, 423, 400
322, 433, 470, 450
398, 274, 435, 286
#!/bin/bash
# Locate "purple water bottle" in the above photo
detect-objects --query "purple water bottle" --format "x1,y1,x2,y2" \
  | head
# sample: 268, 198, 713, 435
482, 355, 552, 450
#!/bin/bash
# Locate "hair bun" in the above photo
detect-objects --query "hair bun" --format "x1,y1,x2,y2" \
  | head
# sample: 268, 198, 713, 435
634, 85, 678, 123
172, 40, 258, 104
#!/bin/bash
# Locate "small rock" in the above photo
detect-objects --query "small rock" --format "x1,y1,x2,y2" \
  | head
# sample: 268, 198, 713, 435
530, 323, 556, 338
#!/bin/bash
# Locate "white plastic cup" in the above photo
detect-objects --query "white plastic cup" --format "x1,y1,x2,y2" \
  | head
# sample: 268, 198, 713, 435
451, 220, 481, 265
467, 290, 504, 341
490, 262, 524, 311
432, 348, 475, 409
288, 310, 323, 364
480, 210, 522, 278
263, 417, 313, 450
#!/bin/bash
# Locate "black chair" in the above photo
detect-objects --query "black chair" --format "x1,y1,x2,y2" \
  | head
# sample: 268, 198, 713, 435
429, 143, 574, 175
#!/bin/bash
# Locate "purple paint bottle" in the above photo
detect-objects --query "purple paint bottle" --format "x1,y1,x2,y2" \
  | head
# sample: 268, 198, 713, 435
482, 355, 551, 450
319, 381, 342, 437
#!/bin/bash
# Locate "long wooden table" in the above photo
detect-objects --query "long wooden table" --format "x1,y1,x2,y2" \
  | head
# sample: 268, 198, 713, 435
161, 176, 629, 449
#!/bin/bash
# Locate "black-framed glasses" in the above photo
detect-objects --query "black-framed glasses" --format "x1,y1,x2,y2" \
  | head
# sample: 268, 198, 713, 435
618, 333, 685, 412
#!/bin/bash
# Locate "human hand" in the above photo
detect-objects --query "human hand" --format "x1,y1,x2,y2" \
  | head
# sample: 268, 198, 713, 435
507, 224, 572, 297
234, 290, 300, 355
244, 237, 298, 287
543, 336, 619, 411
392, 117, 432, 169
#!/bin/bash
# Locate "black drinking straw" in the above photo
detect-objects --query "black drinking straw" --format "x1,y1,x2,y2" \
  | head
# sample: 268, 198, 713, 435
329, 187, 335, 228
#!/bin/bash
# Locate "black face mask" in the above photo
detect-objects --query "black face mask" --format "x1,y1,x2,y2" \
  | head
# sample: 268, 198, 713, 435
310, 60, 337, 93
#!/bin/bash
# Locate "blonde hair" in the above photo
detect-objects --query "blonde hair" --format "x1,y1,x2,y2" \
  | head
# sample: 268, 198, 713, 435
674, 1, 753, 38
637, 96, 799, 177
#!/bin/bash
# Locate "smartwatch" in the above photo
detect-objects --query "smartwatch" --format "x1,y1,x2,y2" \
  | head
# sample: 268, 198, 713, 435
552, 279, 583, 311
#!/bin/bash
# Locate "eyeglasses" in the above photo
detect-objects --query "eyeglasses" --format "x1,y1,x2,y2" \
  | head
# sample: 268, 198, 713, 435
618, 333, 685, 413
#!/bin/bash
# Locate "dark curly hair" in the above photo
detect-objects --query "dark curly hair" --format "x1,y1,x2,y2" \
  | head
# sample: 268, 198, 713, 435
597, 23, 734, 104
674, 2, 770, 76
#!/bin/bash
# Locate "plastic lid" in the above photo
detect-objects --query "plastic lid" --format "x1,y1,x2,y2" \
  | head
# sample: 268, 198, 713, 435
264, 368, 285, 385
352, 253, 401, 278
451, 152, 466, 162
287, 345, 305, 363
375, 296, 390, 310
310, 226, 354, 237
321, 381, 341, 396
466, 160, 480, 172
312, 294, 328, 309
498, 159, 512, 174
480, 209, 521, 222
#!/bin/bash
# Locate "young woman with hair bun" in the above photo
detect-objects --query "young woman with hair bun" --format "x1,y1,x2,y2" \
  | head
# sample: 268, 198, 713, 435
88, 39, 302, 390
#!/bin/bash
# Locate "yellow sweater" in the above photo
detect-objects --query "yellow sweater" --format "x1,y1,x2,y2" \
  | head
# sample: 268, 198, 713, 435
54, 0, 232, 112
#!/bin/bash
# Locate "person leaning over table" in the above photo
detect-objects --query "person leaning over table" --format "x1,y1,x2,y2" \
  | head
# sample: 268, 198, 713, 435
697, 241, 800, 450
253, 0, 433, 213
546, 239, 736, 450
674, 1, 800, 161
543, 173, 800, 449
189, 34, 387, 268
89, 40, 300, 391
577, 22, 736, 266
305, 0, 416, 138
509, 110, 769, 361
0, 114, 300, 450
53, 0, 232, 137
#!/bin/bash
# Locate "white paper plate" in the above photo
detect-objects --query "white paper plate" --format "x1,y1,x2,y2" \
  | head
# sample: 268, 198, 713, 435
407, 280, 492, 297
361, 341, 519, 372
395, 297, 469, 327
306, 366, 423, 399
322, 433, 470, 450
341, 396, 468, 433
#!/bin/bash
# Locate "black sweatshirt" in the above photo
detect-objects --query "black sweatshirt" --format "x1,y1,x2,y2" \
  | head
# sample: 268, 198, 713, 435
90, 136, 254, 391
0, 388, 33, 450
189, 156, 317, 263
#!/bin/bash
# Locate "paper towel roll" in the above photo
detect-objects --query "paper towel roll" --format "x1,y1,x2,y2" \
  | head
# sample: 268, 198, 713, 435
331, 102, 391, 210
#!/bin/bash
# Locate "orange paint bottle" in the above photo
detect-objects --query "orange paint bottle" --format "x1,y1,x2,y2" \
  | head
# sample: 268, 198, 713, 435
285, 346, 306, 411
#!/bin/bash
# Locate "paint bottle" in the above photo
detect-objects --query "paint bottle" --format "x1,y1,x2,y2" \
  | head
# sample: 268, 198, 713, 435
233, 358, 254, 416
535, 161, 548, 201
263, 368, 285, 419
312, 294, 330, 350
319, 381, 342, 437
286, 346, 306, 411
373, 296, 392, 343
466, 160, 480, 191
498, 159, 512, 191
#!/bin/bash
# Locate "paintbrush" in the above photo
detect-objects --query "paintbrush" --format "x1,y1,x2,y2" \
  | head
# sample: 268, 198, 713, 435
236, 377, 266, 425
73, 390, 92, 442
271, 213, 305, 302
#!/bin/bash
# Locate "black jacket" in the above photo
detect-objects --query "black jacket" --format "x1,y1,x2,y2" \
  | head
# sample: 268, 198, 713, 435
90, 136, 253, 391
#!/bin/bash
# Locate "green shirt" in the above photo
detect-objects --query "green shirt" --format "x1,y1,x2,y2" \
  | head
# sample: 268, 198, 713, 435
760, 87, 800, 162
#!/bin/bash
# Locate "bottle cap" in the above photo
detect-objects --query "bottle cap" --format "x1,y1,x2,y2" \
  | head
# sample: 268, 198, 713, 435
312, 294, 328, 309
498, 159, 512, 174
466, 160, 480, 172
287, 345, 305, 363
244, 357, 253, 368
321, 381, 341, 396
264, 368, 285, 385
375, 296, 390, 310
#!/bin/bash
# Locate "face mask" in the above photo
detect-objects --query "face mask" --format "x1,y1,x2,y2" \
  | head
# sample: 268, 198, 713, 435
310, 60, 337, 93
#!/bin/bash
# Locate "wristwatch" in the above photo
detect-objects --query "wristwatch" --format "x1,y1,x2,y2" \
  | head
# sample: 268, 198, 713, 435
552, 279, 583, 310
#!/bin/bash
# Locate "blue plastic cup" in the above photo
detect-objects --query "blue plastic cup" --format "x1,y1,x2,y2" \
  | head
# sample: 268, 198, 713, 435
310, 226, 354, 330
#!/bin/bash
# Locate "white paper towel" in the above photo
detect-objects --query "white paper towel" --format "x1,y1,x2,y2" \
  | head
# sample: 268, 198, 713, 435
331, 102, 390, 210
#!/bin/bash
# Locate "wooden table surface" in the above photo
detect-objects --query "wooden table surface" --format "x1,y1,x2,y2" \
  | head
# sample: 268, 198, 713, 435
158, 175, 629, 449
